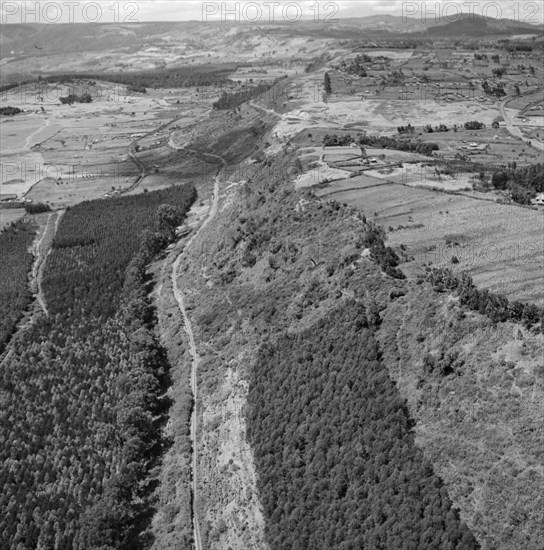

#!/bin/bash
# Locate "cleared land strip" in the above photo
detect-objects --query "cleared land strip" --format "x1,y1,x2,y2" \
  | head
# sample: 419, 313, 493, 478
31, 209, 64, 316
125, 117, 183, 194
170, 150, 224, 550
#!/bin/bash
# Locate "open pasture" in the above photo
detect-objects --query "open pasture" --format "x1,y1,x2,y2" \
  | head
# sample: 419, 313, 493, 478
418, 127, 541, 165
317, 181, 544, 305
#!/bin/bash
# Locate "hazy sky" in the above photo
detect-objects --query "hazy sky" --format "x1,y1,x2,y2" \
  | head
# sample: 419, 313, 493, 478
1, 0, 542, 24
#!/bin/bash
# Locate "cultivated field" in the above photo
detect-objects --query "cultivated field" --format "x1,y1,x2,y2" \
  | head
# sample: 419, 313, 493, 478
316, 181, 544, 305
1, 81, 212, 206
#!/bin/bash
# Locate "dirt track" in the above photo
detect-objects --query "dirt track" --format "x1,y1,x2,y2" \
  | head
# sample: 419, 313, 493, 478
170, 150, 224, 550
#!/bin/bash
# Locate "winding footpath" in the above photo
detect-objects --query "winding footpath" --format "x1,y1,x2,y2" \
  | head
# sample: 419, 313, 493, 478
170, 151, 225, 550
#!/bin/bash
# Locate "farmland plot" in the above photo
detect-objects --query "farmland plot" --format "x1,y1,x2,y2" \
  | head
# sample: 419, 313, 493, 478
318, 181, 544, 305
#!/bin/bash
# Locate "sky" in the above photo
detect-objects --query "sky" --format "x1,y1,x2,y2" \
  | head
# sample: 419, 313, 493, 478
0, 0, 542, 24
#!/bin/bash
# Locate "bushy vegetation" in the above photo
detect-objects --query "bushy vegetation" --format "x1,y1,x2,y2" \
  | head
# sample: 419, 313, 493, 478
0, 106, 22, 115
428, 268, 543, 332
323, 72, 332, 94
397, 123, 415, 134
491, 163, 544, 204
322, 133, 353, 146
360, 225, 405, 279
481, 80, 505, 97
322, 133, 438, 156
360, 134, 440, 156
248, 302, 479, 549
463, 121, 485, 130
24, 202, 51, 214
59, 93, 92, 104
127, 84, 147, 94
425, 124, 449, 133
337, 53, 371, 76
0, 219, 36, 353
0, 185, 196, 549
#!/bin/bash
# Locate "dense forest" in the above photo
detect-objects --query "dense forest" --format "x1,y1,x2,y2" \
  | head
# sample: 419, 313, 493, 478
248, 301, 480, 549
0, 184, 196, 549
0, 219, 36, 353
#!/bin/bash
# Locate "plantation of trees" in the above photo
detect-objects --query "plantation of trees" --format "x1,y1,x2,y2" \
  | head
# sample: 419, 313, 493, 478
44, 187, 195, 319
248, 301, 480, 550
0, 219, 36, 353
0, 184, 196, 549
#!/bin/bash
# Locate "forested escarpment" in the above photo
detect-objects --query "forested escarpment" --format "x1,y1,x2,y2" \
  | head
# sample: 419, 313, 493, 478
0, 185, 196, 549
247, 302, 479, 550
0, 219, 36, 353
175, 142, 543, 549
165, 146, 482, 548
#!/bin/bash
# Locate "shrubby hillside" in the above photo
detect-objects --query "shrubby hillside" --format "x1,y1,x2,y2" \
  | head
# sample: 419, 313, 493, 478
175, 144, 543, 550
171, 149, 487, 549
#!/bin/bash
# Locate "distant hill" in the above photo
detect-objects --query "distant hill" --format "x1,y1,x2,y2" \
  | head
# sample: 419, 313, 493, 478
0, 15, 541, 61
423, 13, 543, 36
